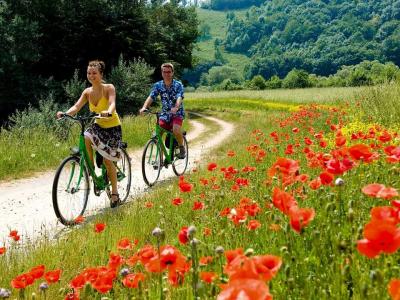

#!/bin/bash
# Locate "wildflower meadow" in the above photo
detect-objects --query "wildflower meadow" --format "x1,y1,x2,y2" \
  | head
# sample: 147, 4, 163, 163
1, 85, 400, 299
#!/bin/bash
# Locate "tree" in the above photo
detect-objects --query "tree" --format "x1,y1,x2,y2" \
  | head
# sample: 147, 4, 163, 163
282, 69, 311, 89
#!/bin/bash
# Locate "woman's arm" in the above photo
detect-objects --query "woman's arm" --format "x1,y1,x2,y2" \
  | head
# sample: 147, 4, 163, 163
56, 89, 88, 118
106, 84, 116, 115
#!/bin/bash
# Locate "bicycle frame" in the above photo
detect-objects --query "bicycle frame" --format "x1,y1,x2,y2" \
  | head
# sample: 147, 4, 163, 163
151, 120, 177, 165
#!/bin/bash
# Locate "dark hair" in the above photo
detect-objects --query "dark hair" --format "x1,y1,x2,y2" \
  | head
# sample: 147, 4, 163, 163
88, 60, 105, 75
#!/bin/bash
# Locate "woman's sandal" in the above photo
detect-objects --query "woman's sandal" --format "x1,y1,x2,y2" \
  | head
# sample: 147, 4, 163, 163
110, 193, 120, 208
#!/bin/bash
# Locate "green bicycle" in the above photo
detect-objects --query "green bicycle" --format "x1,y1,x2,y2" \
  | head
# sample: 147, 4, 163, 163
52, 113, 132, 225
141, 110, 189, 186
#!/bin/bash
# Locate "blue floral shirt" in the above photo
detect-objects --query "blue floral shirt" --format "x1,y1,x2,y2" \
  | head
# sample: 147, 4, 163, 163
149, 79, 185, 122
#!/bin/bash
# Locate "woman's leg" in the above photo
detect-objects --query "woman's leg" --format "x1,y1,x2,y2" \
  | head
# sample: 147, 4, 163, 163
104, 158, 118, 201
84, 136, 94, 167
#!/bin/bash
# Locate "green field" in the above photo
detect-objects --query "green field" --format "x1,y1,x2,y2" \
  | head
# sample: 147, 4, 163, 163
194, 8, 250, 73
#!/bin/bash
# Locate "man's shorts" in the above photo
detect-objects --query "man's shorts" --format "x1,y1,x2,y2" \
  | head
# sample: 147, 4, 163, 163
159, 116, 183, 131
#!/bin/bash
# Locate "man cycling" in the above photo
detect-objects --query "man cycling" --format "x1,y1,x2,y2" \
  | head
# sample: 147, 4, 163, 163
140, 62, 186, 159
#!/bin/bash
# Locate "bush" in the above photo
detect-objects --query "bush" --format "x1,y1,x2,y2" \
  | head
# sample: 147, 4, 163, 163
8, 94, 70, 139
107, 56, 153, 116
249, 75, 266, 90
200, 65, 243, 86
265, 75, 282, 89
282, 69, 311, 89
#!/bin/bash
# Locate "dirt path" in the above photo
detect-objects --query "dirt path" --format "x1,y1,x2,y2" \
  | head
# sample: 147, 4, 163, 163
0, 113, 234, 245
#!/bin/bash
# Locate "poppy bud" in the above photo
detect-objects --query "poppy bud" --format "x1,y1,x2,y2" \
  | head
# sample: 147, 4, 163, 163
244, 248, 254, 256
188, 225, 197, 237
120, 268, 130, 277
152, 227, 163, 237
338, 240, 347, 251
31, 293, 37, 300
0, 288, 11, 298
347, 208, 354, 222
370, 270, 383, 284
190, 238, 200, 246
335, 178, 345, 186
215, 246, 224, 255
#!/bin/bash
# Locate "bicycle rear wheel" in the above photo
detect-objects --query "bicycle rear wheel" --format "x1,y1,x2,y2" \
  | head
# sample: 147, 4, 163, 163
142, 138, 162, 186
172, 135, 189, 176
115, 148, 132, 203
52, 156, 89, 226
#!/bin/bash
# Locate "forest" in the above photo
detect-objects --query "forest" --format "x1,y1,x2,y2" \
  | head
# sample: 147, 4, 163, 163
221, 0, 400, 79
0, 0, 198, 123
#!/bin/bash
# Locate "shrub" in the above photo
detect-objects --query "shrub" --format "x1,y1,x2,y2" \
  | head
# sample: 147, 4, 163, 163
282, 69, 311, 89
249, 75, 266, 90
265, 75, 282, 89
107, 56, 153, 116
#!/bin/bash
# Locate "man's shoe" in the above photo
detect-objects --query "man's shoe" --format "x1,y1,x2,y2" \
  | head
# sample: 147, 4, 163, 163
177, 146, 186, 159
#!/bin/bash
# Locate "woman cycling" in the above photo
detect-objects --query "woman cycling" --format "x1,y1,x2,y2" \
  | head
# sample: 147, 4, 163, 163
56, 60, 122, 207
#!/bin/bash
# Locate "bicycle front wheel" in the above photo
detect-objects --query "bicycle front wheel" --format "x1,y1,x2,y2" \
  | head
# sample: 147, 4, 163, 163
172, 135, 189, 176
52, 156, 89, 226
115, 148, 132, 203
142, 138, 162, 186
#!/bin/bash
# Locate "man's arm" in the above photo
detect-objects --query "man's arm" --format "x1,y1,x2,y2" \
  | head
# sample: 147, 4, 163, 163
139, 96, 154, 114
171, 82, 184, 114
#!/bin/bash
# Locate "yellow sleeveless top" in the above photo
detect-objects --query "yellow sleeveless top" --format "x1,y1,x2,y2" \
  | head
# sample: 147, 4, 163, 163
88, 88, 121, 128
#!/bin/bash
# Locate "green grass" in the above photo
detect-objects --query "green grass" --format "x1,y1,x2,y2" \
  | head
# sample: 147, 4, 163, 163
187, 86, 364, 104
1, 86, 399, 299
0, 114, 192, 181
195, 8, 250, 72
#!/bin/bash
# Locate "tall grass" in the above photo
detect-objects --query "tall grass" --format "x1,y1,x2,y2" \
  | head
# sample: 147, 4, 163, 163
187, 86, 363, 104
354, 81, 400, 128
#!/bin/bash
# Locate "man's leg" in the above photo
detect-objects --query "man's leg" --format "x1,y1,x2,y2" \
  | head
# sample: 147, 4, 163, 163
172, 117, 185, 159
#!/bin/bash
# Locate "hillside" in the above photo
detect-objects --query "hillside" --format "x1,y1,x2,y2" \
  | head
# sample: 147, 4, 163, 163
223, 0, 400, 79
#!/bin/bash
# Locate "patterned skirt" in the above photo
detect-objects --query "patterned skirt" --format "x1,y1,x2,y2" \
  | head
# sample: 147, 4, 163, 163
84, 124, 122, 161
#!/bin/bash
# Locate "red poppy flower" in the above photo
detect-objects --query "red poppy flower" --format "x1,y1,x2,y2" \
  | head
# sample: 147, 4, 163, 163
9, 230, 18, 237
388, 278, 400, 300
348, 144, 376, 162
29, 265, 45, 280
309, 178, 322, 190
70, 273, 86, 289
289, 207, 315, 233
335, 135, 346, 147
247, 220, 261, 230
227, 150, 236, 157
200, 271, 217, 283
292, 127, 299, 133
231, 184, 240, 191
138, 245, 157, 265
357, 220, 400, 258
207, 162, 217, 171
192, 201, 205, 210
94, 223, 106, 233
11, 273, 34, 289
0, 247, 5, 255
203, 227, 212, 236
74, 215, 85, 224
172, 197, 184, 206
217, 279, 272, 300
272, 187, 297, 215
199, 256, 213, 266
268, 157, 299, 177
252, 255, 282, 281
92, 274, 114, 294
108, 252, 124, 269
179, 181, 193, 193
44, 269, 62, 284
122, 273, 145, 288
362, 184, 398, 199
178, 226, 189, 244
319, 172, 334, 185
225, 248, 244, 264
370, 206, 398, 221
145, 201, 154, 208
117, 238, 132, 250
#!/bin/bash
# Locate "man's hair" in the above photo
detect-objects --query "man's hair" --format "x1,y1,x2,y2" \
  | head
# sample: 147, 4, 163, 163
161, 63, 174, 72
88, 60, 105, 75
